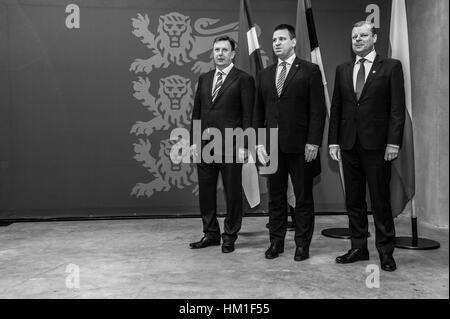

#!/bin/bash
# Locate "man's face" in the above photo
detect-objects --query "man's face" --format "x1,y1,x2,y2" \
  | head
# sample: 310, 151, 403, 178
272, 29, 296, 60
213, 40, 235, 69
352, 24, 377, 57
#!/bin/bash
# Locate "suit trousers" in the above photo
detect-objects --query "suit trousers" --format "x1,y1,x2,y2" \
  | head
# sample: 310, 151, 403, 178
341, 138, 396, 255
197, 161, 243, 243
267, 151, 315, 247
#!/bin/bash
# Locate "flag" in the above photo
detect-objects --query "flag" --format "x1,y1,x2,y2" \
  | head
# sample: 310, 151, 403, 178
389, 0, 415, 217
295, 0, 311, 61
236, 0, 263, 77
236, 0, 264, 208
296, 0, 346, 196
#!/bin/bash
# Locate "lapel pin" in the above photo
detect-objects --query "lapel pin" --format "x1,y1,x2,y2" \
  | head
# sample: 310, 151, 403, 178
296, 64, 300, 67
372, 70, 376, 74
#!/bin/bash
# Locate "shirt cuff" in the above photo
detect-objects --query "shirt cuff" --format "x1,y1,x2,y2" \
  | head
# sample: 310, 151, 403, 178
387, 144, 399, 149
329, 144, 340, 148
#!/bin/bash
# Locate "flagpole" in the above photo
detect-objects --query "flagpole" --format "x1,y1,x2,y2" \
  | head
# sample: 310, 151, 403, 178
395, 197, 440, 249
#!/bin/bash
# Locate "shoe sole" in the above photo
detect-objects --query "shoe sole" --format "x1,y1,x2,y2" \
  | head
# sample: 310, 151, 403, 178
294, 256, 309, 261
189, 242, 221, 249
335, 256, 370, 264
381, 266, 397, 272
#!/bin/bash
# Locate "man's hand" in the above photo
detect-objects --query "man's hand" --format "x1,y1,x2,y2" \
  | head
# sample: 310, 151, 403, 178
238, 147, 248, 163
384, 145, 399, 161
305, 144, 319, 162
256, 145, 269, 165
329, 145, 341, 162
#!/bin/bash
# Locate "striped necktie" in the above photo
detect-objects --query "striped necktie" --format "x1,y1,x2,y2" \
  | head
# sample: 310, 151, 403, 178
212, 71, 223, 102
276, 61, 287, 96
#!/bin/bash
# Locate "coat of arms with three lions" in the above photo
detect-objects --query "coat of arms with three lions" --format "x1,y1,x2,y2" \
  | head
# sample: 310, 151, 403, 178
129, 11, 268, 198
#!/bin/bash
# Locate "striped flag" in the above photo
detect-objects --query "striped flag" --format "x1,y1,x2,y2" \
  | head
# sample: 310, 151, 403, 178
389, 0, 415, 217
236, 0, 263, 77
236, 0, 264, 208
296, 0, 346, 193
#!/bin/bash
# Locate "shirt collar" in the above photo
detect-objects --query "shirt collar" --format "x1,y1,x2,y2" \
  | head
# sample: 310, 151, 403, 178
278, 54, 296, 67
215, 63, 234, 76
355, 50, 376, 65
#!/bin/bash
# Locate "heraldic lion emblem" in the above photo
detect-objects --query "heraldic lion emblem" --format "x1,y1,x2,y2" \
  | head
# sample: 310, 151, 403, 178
129, 12, 240, 74
130, 75, 193, 136
132, 139, 197, 197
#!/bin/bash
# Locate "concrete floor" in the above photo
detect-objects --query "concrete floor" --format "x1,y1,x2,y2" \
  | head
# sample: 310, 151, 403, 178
0, 215, 448, 299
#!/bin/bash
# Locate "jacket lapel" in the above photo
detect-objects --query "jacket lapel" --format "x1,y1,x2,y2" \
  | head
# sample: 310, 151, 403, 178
345, 60, 357, 103
269, 63, 278, 97
279, 57, 301, 96
205, 70, 215, 103
359, 54, 383, 100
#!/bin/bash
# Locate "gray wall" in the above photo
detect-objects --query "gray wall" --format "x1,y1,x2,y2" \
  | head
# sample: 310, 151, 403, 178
408, 0, 449, 227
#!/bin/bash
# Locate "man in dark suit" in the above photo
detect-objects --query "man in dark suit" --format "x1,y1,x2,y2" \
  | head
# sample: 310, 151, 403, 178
253, 24, 326, 261
189, 36, 255, 253
328, 21, 406, 271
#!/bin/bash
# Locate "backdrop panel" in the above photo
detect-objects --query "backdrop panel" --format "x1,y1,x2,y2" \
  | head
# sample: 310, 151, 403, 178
0, 0, 390, 218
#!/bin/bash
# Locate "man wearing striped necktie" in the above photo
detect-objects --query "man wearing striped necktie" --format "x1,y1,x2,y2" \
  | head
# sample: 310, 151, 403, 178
253, 24, 326, 261
189, 36, 255, 253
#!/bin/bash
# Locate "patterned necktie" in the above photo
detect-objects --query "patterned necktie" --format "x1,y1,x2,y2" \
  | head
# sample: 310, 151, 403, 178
276, 61, 287, 96
212, 71, 223, 102
355, 58, 366, 100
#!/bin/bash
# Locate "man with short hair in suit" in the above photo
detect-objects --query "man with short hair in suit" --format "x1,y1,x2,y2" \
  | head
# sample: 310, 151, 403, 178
254, 24, 326, 261
328, 21, 406, 271
189, 36, 255, 253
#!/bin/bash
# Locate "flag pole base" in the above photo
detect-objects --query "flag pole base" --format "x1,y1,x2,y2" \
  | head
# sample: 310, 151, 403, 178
395, 237, 441, 250
321, 228, 371, 239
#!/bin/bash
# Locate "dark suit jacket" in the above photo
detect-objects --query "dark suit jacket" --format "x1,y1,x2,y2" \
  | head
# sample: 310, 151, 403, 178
190, 66, 255, 154
253, 57, 326, 154
328, 55, 406, 150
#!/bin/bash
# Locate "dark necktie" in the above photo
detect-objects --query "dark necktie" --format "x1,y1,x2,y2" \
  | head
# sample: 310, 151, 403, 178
276, 61, 287, 96
355, 58, 366, 100
212, 71, 223, 102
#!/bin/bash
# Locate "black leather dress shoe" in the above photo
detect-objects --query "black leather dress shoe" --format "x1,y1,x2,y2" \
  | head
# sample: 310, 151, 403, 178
221, 242, 235, 253
189, 236, 220, 249
380, 254, 397, 271
265, 241, 284, 259
294, 246, 309, 261
335, 248, 370, 264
